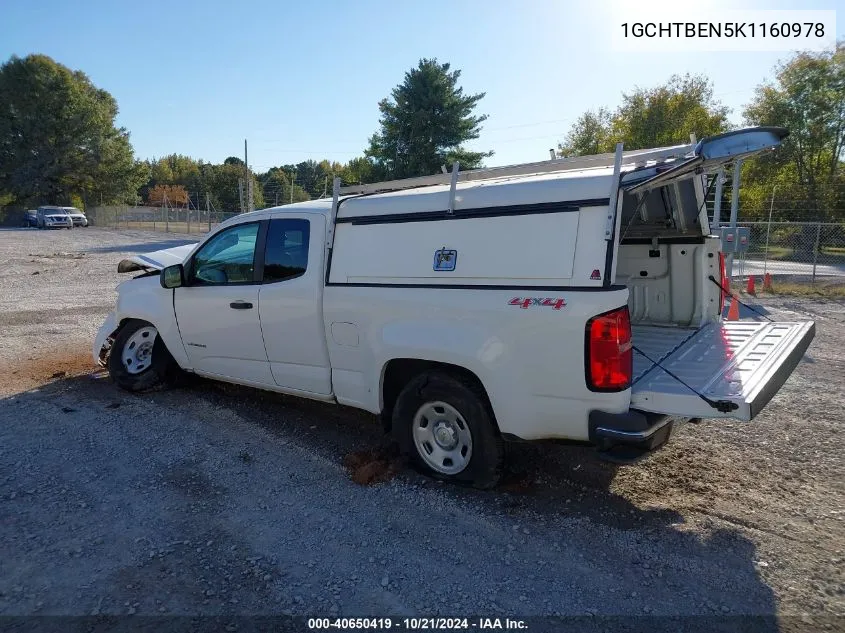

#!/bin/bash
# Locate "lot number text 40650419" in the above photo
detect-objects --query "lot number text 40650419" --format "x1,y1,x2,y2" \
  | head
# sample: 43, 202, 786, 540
307, 618, 528, 630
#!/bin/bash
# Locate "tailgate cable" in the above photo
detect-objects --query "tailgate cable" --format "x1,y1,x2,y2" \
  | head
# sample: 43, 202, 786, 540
632, 345, 739, 414
707, 275, 774, 322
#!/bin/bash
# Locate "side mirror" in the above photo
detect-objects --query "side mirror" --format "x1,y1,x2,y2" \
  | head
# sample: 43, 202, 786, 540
160, 264, 184, 289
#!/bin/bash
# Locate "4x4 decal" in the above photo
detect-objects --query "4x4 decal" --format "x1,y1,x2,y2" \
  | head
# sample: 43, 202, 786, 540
508, 297, 566, 310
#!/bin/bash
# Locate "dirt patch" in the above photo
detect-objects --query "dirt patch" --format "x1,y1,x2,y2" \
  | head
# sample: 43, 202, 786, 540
342, 444, 403, 486
0, 350, 100, 396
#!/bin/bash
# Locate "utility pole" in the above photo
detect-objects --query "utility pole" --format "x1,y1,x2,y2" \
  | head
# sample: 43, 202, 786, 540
290, 170, 295, 204
244, 139, 250, 213
244, 139, 249, 184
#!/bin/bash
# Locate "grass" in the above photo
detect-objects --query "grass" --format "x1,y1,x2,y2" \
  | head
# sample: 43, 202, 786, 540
756, 279, 845, 298
744, 245, 845, 264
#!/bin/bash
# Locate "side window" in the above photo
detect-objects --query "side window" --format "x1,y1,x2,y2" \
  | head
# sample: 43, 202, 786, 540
262, 218, 310, 283
192, 222, 259, 285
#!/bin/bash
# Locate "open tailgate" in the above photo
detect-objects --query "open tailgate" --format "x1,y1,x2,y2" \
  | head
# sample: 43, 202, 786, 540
631, 320, 815, 421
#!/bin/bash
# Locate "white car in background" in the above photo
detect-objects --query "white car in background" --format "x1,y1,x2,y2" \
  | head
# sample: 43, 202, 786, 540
62, 206, 89, 227
36, 206, 73, 229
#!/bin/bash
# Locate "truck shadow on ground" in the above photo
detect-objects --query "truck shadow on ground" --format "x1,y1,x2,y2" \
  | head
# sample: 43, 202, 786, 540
1, 372, 782, 627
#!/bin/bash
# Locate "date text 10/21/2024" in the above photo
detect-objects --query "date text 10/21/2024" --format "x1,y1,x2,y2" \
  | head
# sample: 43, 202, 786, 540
307, 618, 528, 630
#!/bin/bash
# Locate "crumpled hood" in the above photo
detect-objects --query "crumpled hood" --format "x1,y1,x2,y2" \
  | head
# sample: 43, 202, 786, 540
117, 243, 197, 273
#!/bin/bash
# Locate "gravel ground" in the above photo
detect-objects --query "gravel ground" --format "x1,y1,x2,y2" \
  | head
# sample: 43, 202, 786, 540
0, 227, 842, 631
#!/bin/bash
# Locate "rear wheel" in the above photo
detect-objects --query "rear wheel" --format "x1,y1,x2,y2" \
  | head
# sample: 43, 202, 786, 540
393, 371, 504, 489
108, 319, 178, 392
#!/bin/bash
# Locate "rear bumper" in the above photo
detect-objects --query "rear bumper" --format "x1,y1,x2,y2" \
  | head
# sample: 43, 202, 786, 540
589, 409, 674, 452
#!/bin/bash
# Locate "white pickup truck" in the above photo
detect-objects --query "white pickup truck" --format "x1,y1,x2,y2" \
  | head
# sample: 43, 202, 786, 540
94, 127, 815, 488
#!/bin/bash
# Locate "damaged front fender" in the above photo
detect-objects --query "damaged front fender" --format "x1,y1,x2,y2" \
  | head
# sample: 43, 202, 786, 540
93, 312, 119, 367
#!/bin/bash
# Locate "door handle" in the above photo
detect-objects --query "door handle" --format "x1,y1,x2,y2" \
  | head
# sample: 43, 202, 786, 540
229, 301, 253, 310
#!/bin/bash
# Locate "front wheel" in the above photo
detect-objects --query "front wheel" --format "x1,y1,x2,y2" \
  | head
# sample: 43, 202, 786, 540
393, 371, 504, 489
108, 319, 178, 392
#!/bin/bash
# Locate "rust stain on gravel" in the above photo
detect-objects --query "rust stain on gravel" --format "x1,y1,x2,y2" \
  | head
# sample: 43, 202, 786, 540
0, 350, 100, 396
342, 445, 402, 486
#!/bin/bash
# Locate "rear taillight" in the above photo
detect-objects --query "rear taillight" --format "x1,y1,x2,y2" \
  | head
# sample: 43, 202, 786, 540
718, 252, 727, 314
585, 306, 633, 392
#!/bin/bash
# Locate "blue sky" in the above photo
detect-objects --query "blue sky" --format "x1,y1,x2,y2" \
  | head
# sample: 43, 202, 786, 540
1, 0, 842, 172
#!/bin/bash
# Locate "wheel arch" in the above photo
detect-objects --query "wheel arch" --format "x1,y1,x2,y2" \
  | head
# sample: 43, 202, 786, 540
378, 358, 499, 434
113, 315, 189, 369
111, 279, 190, 369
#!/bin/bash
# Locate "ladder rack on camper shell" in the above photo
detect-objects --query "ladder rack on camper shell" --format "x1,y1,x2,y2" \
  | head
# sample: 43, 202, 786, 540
325, 141, 696, 253
337, 143, 694, 197
324, 127, 789, 261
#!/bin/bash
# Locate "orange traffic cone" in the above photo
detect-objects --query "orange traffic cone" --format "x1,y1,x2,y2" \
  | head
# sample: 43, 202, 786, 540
746, 275, 756, 296
763, 273, 773, 291
727, 295, 740, 321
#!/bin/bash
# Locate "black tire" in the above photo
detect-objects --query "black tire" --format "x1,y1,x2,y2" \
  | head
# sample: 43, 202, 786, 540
108, 319, 179, 392
393, 371, 504, 489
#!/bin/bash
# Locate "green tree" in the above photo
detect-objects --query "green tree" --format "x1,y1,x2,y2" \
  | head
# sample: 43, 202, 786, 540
210, 163, 263, 212
340, 156, 384, 185
559, 108, 612, 157
0, 54, 143, 206
558, 74, 729, 156
258, 167, 309, 206
366, 58, 492, 179
742, 43, 845, 221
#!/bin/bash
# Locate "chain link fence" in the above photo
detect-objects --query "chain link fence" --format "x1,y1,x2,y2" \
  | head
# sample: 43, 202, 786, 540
86, 206, 239, 234
726, 221, 845, 282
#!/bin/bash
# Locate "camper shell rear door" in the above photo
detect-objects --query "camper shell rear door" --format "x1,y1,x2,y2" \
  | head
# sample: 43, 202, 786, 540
610, 127, 816, 422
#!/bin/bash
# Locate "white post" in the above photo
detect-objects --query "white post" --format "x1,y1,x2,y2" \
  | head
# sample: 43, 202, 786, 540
763, 185, 775, 276
713, 167, 725, 226
606, 143, 625, 285
326, 176, 341, 252
726, 160, 743, 280
604, 143, 624, 241
447, 162, 460, 215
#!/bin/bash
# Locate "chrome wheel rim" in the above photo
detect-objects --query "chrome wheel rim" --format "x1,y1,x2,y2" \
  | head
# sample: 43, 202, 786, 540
121, 326, 157, 375
412, 401, 472, 475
